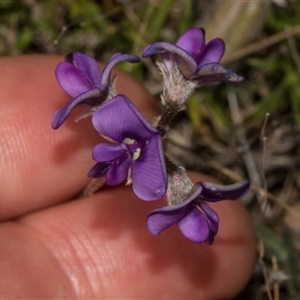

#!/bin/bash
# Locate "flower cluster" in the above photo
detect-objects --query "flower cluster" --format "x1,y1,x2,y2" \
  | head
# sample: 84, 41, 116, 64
52, 28, 250, 244
52, 52, 140, 129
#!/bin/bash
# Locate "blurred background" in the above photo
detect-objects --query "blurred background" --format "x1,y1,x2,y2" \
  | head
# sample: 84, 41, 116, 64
1, 0, 300, 298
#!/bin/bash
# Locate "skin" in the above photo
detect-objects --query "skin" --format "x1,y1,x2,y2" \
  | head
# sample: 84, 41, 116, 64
0, 56, 256, 299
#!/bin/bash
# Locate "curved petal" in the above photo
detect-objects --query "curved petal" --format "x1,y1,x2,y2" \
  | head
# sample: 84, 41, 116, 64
147, 183, 204, 235
92, 95, 159, 143
193, 63, 244, 83
51, 88, 103, 129
178, 208, 211, 243
92, 143, 127, 162
100, 53, 140, 89
198, 180, 250, 202
69, 52, 102, 87
142, 42, 197, 75
196, 38, 225, 66
176, 28, 205, 59
87, 162, 112, 178
199, 202, 219, 236
131, 136, 167, 201
106, 153, 132, 186
142, 42, 169, 57
147, 203, 191, 236
55, 62, 92, 97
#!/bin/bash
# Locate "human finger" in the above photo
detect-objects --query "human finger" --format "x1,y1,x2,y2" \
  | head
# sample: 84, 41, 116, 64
0, 172, 255, 299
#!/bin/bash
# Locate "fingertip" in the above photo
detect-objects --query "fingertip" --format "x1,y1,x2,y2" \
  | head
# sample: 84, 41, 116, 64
19, 170, 256, 299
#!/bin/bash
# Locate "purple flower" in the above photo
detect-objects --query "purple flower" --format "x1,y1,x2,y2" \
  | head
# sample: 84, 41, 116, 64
52, 52, 140, 129
88, 94, 167, 201
142, 28, 243, 83
147, 180, 250, 244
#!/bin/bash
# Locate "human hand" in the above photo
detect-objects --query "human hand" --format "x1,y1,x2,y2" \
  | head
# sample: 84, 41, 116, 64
0, 56, 256, 299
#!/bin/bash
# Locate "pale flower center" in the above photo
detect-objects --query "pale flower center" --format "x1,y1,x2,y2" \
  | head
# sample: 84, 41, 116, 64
123, 137, 141, 161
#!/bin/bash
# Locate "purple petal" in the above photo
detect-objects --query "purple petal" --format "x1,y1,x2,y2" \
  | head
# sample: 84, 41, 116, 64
147, 184, 203, 235
147, 204, 191, 236
92, 95, 159, 143
55, 62, 92, 97
159, 52, 174, 73
178, 208, 211, 243
176, 28, 205, 59
199, 202, 219, 236
68, 52, 102, 87
92, 143, 127, 162
131, 136, 167, 201
142, 42, 170, 57
88, 162, 112, 178
51, 88, 103, 129
106, 153, 132, 186
142, 42, 197, 76
196, 38, 225, 66
100, 53, 140, 89
193, 63, 244, 83
198, 180, 250, 202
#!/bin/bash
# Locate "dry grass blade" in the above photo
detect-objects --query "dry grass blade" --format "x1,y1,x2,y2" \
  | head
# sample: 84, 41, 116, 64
224, 23, 300, 64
